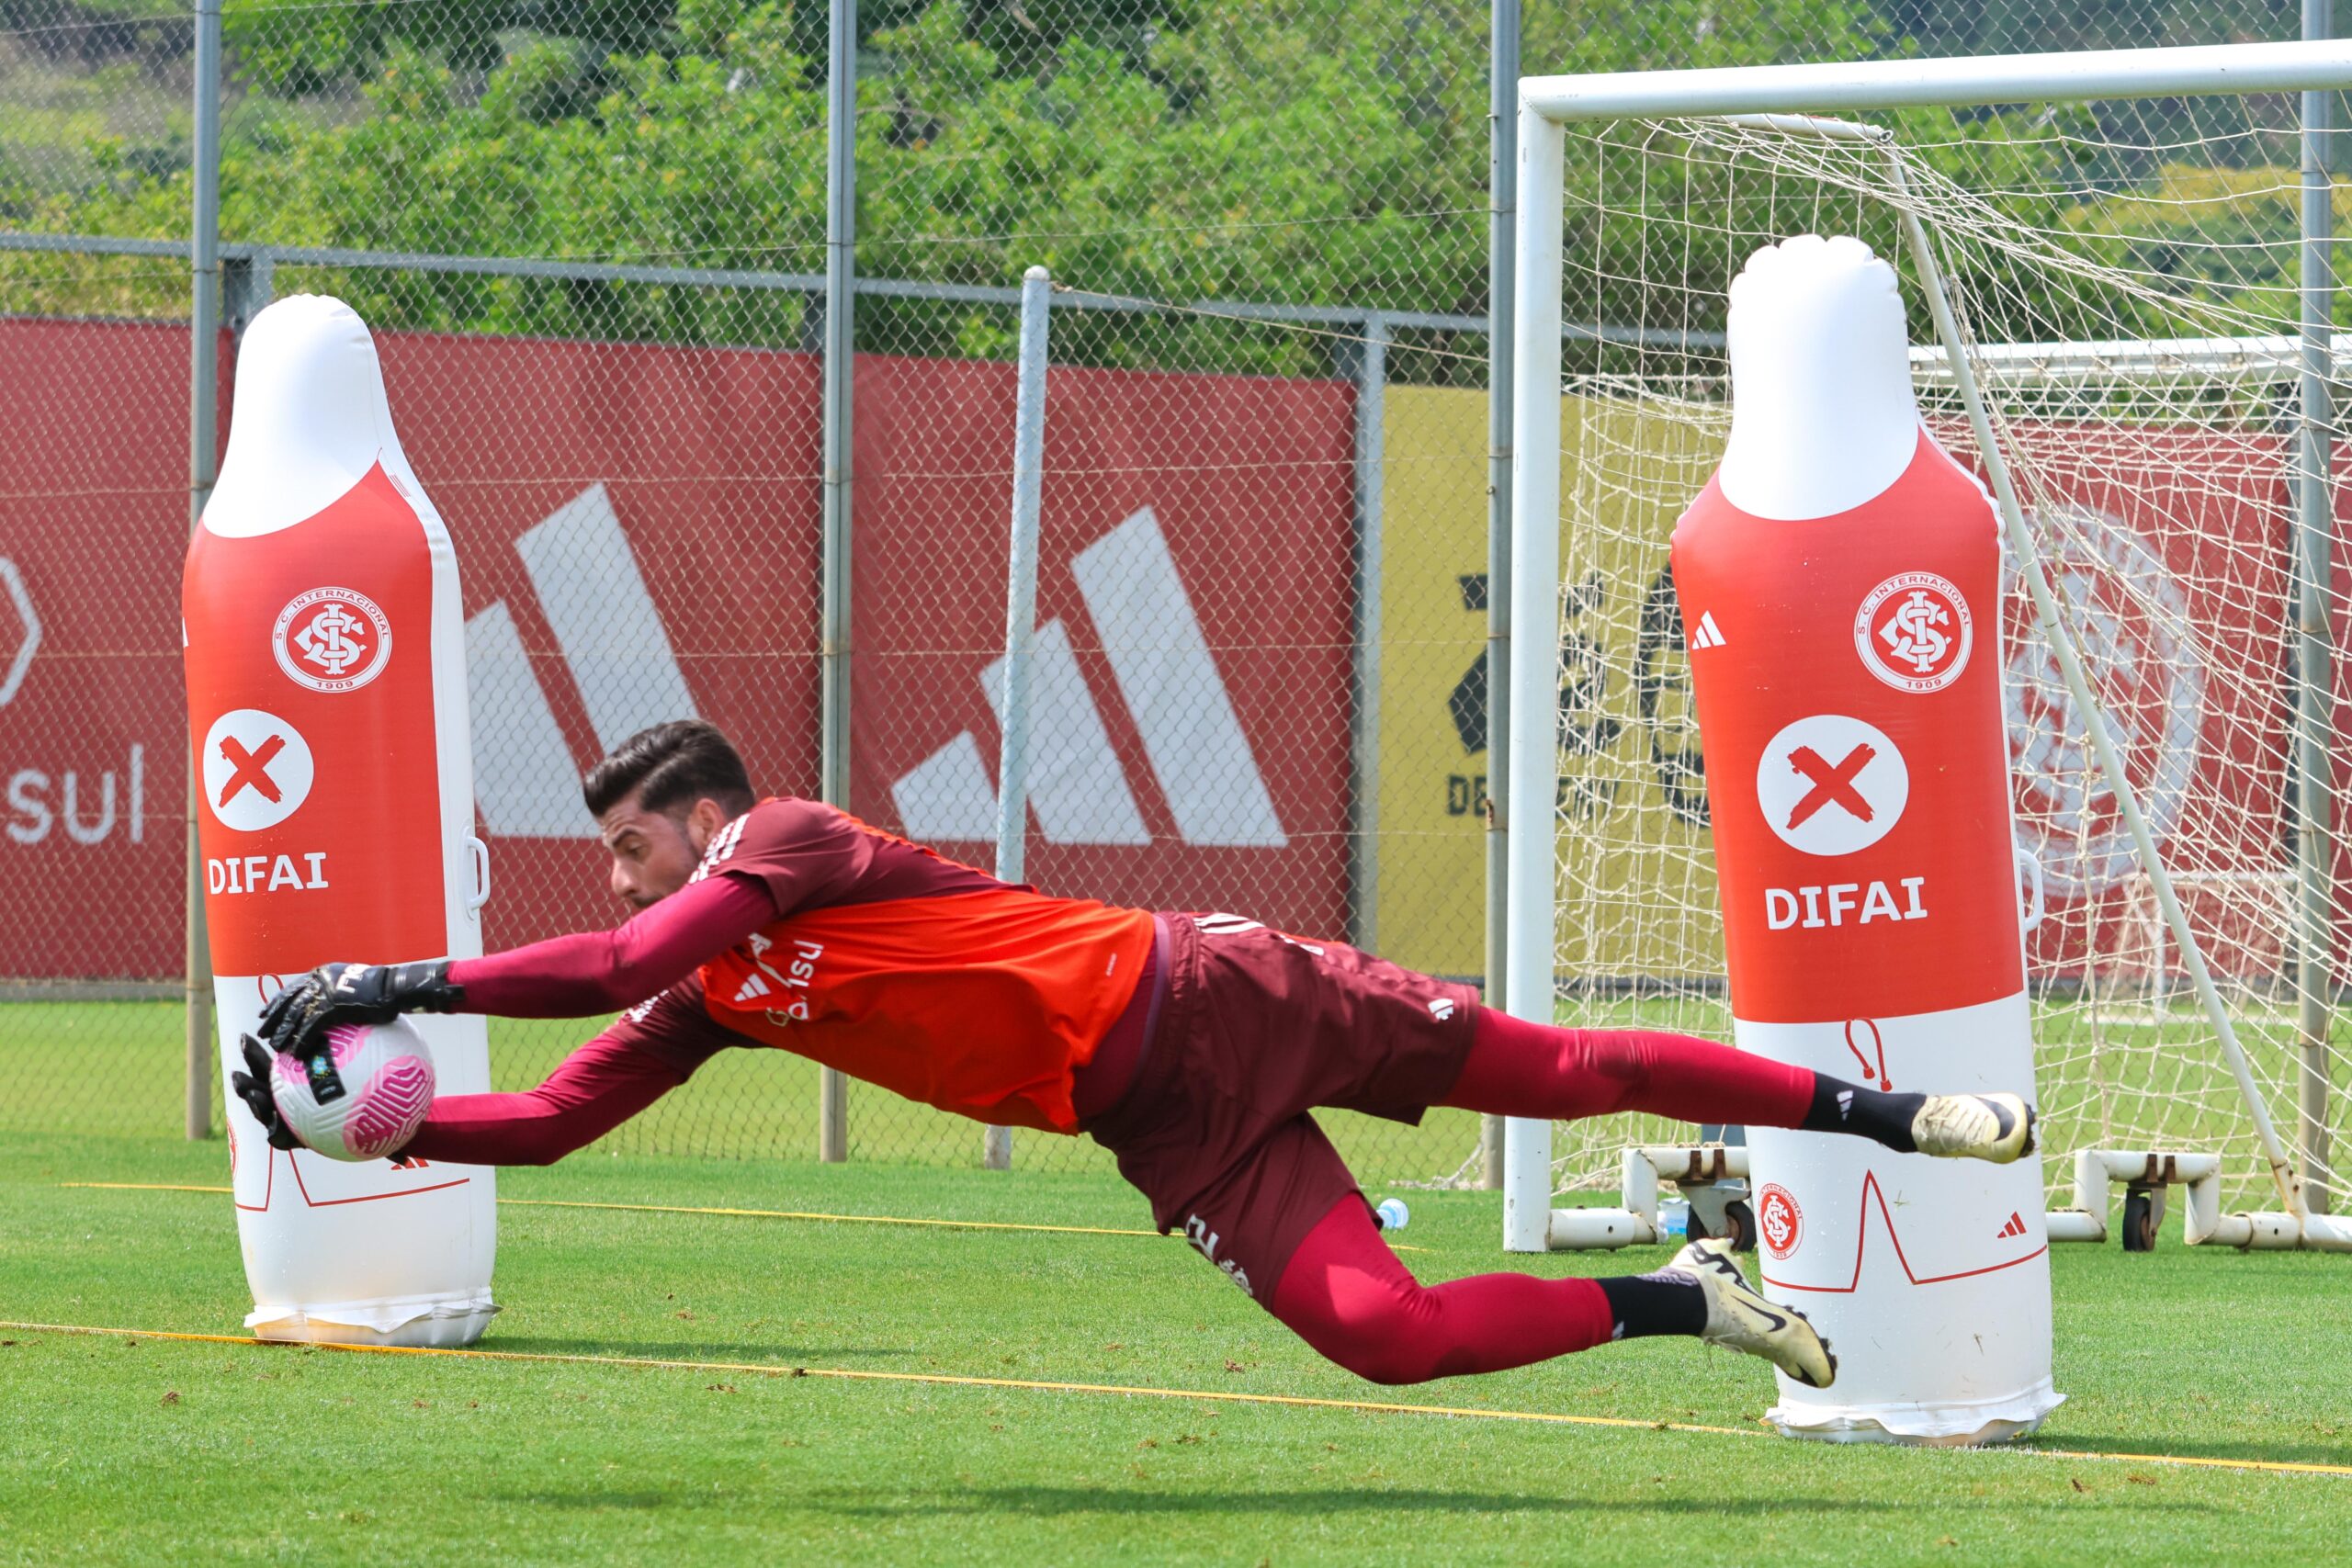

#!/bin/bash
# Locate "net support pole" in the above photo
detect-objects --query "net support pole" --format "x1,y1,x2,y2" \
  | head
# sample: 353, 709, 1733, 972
1502, 102, 1566, 1251
1343, 315, 1388, 957
1480, 0, 1521, 1193
817, 0, 856, 1165
986, 265, 1052, 1174
184, 0, 222, 1143
1883, 145, 2311, 1220
2297, 0, 2337, 1214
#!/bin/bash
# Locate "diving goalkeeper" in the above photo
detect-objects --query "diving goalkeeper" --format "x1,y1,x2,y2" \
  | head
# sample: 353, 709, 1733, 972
239, 719, 2035, 1390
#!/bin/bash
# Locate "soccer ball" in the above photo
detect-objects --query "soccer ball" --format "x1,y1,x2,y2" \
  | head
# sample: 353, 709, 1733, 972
269, 1017, 437, 1161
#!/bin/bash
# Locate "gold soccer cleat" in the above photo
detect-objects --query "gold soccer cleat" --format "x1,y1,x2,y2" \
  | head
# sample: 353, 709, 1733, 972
1911, 1092, 2036, 1164
1671, 1237, 1836, 1389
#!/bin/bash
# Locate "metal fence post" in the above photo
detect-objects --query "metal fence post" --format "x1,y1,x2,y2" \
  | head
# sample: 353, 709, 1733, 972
184, 0, 223, 1142
986, 265, 1053, 1172
223, 249, 275, 339
1344, 314, 1389, 956
2297, 0, 2338, 1213
818, 0, 857, 1164
1481, 0, 1521, 1190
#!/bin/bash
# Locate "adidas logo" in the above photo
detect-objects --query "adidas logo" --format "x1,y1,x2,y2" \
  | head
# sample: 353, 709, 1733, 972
733, 972, 773, 1003
466, 485, 698, 840
1428, 998, 1456, 1021
1836, 1089, 1855, 1120
1996, 1211, 2029, 1240
1193, 911, 1326, 956
890, 508, 1287, 850
1195, 913, 1264, 937
1688, 609, 1727, 650
458, 495, 1287, 852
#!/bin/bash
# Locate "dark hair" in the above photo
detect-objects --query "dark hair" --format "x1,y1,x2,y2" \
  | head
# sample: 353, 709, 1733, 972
583, 720, 755, 820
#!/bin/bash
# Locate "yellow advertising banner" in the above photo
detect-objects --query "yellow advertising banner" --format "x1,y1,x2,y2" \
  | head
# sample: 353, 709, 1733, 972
1373, 386, 1727, 986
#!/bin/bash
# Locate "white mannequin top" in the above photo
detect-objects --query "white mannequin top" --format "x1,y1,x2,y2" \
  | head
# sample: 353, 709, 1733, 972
205, 294, 441, 537
1717, 234, 1924, 521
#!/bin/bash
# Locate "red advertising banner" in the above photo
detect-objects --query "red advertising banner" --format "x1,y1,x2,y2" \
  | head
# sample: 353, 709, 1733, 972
0, 318, 200, 980
14, 316, 2326, 989
0, 318, 1353, 978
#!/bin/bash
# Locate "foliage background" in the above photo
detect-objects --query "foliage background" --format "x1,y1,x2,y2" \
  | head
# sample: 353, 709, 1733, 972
5, 0, 2338, 357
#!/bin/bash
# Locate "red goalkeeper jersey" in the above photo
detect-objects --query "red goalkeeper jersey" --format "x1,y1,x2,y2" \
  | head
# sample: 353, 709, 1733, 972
671, 798, 1154, 1133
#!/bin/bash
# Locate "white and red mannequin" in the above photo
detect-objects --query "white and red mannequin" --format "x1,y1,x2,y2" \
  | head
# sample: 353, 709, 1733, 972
1674, 236, 2061, 1443
185, 295, 497, 1346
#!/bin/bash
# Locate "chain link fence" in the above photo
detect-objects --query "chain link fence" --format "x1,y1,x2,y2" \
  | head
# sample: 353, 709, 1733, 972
0, 0, 2331, 1184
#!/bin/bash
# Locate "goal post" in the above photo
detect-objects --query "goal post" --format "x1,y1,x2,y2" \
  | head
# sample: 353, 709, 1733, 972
1504, 41, 2352, 1254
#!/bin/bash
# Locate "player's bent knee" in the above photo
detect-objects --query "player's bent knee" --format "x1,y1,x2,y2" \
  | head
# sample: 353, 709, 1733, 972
1287, 1290, 1442, 1386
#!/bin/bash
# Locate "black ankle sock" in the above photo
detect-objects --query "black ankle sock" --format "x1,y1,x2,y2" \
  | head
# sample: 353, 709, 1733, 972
1802, 1074, 1925, 1153
1597, 1271, 1708, 1341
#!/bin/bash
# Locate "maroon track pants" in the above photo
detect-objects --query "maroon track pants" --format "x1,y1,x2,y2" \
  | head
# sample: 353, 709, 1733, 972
1263, 1008, 1812, 1385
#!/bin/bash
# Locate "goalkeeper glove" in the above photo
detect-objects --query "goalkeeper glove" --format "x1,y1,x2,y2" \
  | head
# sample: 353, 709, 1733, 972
229, 1032, 305, 1152
257, 960, 465, 1060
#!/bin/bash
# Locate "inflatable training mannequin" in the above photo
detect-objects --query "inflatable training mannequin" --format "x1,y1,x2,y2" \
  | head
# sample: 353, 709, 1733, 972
184, 294, 497, 1346
1671, 236, 2061, 1444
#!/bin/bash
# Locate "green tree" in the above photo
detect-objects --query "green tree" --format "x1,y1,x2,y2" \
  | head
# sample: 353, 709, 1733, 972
17, 0, 2310, 368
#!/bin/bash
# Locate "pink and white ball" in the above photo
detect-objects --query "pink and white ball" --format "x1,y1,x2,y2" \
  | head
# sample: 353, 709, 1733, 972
269, 1018, 437, 1161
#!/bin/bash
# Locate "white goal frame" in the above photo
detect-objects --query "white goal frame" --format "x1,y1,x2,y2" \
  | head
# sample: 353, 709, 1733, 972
1503, 40, 2352, 1255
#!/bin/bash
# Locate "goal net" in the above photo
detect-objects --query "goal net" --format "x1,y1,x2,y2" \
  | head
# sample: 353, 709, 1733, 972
1519, 47, 2352, 1224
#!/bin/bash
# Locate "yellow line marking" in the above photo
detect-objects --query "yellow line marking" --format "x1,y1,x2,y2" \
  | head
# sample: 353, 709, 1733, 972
2024, 1446, 2352, 1479
6, 1318, 2350, 1477
0, 1319, 1748, 1438
53, 1184, 1430, 1252
18, 1316, 2352, 1476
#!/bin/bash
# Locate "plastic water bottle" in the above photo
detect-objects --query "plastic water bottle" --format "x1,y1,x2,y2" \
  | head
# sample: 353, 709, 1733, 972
1374, 1197, 1410, 1232
1658, 1199, 1690, 1239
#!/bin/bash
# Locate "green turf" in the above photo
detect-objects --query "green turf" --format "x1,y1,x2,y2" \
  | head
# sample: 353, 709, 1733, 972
3, 1130, 2348, 1565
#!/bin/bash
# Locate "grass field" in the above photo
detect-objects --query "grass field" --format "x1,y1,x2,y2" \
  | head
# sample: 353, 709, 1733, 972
6, 1121, 2351, 1565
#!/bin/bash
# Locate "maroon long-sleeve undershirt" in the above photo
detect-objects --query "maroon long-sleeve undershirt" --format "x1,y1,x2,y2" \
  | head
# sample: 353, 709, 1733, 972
447, 872, 775, 1018
401, 983, 740, 1165
404, 874, 775, 1164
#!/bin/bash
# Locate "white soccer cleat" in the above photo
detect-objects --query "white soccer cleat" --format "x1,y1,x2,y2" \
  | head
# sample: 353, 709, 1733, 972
1671, 1237, 1836, 1389
1911, 1091, 2036, 1164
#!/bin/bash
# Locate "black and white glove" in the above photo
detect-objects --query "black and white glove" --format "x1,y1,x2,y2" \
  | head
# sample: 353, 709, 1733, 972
229, 1032, 305, 1152
256, 961, 465, 1061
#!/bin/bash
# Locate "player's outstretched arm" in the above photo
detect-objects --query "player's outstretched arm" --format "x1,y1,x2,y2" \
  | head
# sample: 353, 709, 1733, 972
447, 874, 775, 1020
393, 983, 735, 1168
259, 874, 776, 1058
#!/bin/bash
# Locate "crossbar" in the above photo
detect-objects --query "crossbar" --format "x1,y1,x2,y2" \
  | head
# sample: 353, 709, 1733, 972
1526, 39, 2352, 123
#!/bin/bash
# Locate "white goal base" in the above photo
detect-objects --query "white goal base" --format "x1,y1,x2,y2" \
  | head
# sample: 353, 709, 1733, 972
2049, 1149, 2352, 1251
1542, 1145, 2352, 1252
